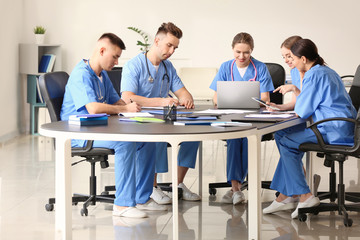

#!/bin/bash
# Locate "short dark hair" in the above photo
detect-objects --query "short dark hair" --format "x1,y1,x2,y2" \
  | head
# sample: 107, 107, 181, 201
98, 33, 126, 50
291, 39, 325, 66
231, 32, 254, 50
156, 22, 183, 39
281, 36, 302, 49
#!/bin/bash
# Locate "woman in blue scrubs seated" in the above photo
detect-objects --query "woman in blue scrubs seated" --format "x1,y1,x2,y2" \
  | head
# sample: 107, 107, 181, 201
209, 32, 274, 205
263, 38, 357, 218
121, 22, 201, 204
61, 33, 166, 219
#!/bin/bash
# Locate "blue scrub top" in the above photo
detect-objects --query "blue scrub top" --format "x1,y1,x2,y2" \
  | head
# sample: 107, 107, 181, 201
295, 64, 357, 145
60, 60, 120, 145
209, 57, 274, 93
121, 53, 184, 98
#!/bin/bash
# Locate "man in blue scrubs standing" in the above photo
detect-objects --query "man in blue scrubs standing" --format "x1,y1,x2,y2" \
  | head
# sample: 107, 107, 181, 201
121, 22, 201, 204
61, 33, 166, 218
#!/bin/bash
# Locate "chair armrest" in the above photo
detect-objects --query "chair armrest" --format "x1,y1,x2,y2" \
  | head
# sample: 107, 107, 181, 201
72, 140, 94, 155
307, 117, 357, 148
341, 75, 354, 79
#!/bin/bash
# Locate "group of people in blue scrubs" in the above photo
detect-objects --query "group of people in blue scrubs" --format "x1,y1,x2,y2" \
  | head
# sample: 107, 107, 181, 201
61, 22, 357, 220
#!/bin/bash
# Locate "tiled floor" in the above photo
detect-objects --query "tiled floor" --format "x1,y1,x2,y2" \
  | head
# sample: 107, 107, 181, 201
0, 135, 360, 240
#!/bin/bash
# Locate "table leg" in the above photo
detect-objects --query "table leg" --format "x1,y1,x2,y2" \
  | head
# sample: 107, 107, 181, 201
198, 141, 203, 197
55, 138, 72, 240
170, 142, 179, 240
247, 134, 261, 240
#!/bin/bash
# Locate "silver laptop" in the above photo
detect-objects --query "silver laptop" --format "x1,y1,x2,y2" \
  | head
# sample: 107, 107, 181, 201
217, 81, 260, 109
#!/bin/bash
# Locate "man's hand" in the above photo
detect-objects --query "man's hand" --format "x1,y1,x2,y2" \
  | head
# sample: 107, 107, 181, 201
179, 97, 194, 109
124, 102, 141, 112
161, 97, 179, 106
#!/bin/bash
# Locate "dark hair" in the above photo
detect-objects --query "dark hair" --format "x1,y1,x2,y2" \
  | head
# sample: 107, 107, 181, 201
98, 33, 126, 50
156, 22, 183, 39
231, 32, 254, 50
281, 35, 302, 49
291, 39, 325, 66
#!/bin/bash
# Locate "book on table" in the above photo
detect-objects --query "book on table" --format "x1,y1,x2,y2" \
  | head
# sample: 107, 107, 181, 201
68, 113, 108, 126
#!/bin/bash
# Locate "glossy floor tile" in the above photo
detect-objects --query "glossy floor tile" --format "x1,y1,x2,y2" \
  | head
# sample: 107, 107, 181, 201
0, 135, 360, 239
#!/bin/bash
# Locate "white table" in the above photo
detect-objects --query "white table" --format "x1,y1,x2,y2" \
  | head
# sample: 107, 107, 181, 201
40, 114, 305, 240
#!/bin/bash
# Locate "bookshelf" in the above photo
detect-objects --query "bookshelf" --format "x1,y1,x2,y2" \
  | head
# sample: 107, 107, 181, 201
19, 44, 62, 134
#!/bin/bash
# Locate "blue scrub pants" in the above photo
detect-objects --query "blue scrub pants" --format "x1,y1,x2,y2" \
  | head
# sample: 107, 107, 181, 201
226, 138, 248, 184
270, 123, 327, 196
155, 141, 200, 173
74, 140, 156, 207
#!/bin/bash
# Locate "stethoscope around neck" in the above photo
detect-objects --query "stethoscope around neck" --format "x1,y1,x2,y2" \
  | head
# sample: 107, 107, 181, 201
145, 51, 170, 96
230, 58, 257, 82
87, 59, 105, 102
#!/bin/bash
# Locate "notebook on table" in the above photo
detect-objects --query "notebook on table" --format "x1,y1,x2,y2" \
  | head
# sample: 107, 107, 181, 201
217, 81, 260, 109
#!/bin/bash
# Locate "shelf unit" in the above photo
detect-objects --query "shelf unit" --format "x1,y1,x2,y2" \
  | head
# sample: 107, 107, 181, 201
19, 44, 62, 134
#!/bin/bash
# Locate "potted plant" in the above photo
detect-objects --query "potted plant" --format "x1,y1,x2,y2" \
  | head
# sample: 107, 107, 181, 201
127, 27, 150, 52
33, 26, 46, 44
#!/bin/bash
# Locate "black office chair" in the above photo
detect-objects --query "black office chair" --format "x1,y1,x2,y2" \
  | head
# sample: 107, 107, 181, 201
297, 66, 360, 226
40, 71, 115, 216
208, 63, 286, 195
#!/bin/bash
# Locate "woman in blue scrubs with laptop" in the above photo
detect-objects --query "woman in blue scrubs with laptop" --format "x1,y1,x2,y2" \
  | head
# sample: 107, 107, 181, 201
209, 32, 274, 205
263, 38, 356, 218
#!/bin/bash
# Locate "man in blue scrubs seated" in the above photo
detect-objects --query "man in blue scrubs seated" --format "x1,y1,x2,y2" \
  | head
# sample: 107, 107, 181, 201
61, 33, 167, 219
209, 32, 274, 205
121, 22, 201, 204
263, 38, 357, 218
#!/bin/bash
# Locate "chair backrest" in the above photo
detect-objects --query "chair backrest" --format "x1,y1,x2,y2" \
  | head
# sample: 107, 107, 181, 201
265, 63, 286, 105
178, 67, 218, 100
106, 67, 122, 97
39, 71, 69, 122
349, 65, 360, 112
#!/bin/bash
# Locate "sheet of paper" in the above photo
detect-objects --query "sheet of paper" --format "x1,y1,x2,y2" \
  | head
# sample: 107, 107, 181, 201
244, 114, 294, 119
193, 109, 256, 115
118, 112, 154, 117
141, 106, 186, 110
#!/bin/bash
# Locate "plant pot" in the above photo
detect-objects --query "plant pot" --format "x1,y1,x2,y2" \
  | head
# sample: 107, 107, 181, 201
35, 34, 45, 44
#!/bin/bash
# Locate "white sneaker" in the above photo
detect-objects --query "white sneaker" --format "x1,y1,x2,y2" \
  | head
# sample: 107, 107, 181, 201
136, 199, 168, 211
178, 183, 201, 201
150, 186, 172, 205
291, 196, 320, 219
112, 205, 148, 218
232, 191, 245, 205
221, 190, 234, 204
263, 199, 297, 214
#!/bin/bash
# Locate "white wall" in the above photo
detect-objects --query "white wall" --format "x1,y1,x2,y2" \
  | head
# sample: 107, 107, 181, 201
1, 0, 360, 139
0, 0, 23, 141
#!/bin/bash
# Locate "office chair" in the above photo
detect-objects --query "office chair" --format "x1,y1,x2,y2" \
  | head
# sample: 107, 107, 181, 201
208, 63, 286, 196
296, 66, 360, 226
39, 71, 115, 216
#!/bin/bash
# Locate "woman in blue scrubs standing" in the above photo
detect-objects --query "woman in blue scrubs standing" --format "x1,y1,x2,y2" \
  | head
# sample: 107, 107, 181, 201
263, 38, 357, 218
209, 32, 274, 205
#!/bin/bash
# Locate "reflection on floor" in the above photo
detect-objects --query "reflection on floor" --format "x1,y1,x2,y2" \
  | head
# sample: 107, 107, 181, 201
0, 135, 359, 239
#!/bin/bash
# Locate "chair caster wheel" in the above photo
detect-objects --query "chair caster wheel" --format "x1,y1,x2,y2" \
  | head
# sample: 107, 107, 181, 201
209, 188, 217, 196
81, 208, 88, 216
45, 203, 54, 211
298, 213, 307, 222
344, 218, 353, 227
